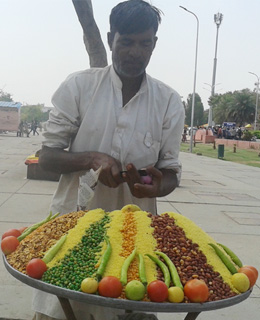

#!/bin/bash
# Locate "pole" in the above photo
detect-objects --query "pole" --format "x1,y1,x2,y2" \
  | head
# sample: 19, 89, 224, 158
180, 6, 199, 153
249, 72, 259, 131
208, 13, 223, 128
256, 82, 259, 131
211, 24, 220, 97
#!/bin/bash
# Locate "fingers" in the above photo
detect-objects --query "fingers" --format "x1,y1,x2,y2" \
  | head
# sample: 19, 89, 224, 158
99, 164, 123, 188
124, 163, 142, 184
145, 166, 163, 179
93, 153, 123, 188
123, 164, 163, 198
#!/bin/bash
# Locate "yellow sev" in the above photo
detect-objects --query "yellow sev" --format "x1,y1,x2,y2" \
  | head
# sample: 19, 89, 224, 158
103, 208, 158, 283
134, 210, 157, 283
103, 210, 124, 278
47, 209, 105, 268
165, 212, 239, 293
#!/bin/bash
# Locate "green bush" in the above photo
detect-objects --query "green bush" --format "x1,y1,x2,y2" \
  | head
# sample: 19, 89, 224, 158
253, 130, 260, 139
242, 130, 254, 141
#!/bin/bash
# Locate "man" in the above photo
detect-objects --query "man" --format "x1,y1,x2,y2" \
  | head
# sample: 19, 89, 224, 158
35, 1, 184, 319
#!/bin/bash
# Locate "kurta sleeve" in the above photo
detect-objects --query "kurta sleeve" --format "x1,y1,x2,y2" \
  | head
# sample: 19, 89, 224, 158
43, 74, 81, 149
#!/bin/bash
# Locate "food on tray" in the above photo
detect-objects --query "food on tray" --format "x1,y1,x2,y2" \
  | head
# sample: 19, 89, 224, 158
183, 279, 209, 303
1, 236, 20, 255
2, 205, 258, 303
125, 280, 146, 301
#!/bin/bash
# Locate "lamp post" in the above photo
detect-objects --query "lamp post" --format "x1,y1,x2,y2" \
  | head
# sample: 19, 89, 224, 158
180, 6, 199, 153
249, 72, 259, 131
203, 82, 221, 93
208, 12, 223, 128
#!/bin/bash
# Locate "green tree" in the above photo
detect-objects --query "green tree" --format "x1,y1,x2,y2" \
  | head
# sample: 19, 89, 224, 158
21, 104, 48, 123
209, 92, 233, 124
0, 90, 13, 102
209, 89, 255, 126
185, 93, 204, 126
203, 109, 209, 125
226, 89, 255, 125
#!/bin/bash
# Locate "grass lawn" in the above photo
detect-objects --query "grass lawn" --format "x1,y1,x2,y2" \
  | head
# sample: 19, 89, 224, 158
180, 142, 260, 168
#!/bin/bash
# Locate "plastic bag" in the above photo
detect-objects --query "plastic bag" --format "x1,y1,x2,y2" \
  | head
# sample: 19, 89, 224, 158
77, 166, 102, 211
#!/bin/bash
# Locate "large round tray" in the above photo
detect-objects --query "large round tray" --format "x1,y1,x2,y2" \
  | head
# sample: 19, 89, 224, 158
3, 255, 251, 313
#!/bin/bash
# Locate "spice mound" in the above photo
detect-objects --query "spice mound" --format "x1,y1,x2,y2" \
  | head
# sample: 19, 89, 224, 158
5, 206, 253, 303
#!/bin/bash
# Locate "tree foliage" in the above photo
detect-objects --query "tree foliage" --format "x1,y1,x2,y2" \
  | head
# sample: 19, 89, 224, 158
0, 90, 13, 102
184, 93, 205, 126
209, 89, 256, 126
20, 104, 49, 123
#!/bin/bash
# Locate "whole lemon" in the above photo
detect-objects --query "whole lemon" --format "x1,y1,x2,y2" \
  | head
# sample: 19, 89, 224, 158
125, 280, 146, 301
81, 278, 99, 294
231, 273, 250, 293
168, 286, 184, 303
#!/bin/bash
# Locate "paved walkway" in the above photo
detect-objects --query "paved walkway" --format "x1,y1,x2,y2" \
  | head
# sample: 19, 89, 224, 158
0, 132, 259, 320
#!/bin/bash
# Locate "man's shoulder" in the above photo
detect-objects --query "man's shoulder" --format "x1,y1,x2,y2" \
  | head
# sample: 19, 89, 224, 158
68, 66, 110, 78
53, 66, 112, 97
65, 66, 111, 82
146, 73, 180, 96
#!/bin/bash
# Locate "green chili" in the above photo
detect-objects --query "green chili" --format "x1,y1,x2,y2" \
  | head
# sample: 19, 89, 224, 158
18, 212, 60, 241
42, 234, 67, 264
145, 254, 171, 288
120, 248, 137, 286
155, 251, 183, 289
138, 253, 147, 285
217, 243, 243, 268
209, 243, 238, 274
96, 237, 112, 279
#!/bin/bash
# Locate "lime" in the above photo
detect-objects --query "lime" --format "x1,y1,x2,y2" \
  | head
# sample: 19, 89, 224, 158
231, 273, 250, 293
125, 280, 146, 301
168, 286, 184, 303
81, 278, 98, 294
121, 204, 141, 213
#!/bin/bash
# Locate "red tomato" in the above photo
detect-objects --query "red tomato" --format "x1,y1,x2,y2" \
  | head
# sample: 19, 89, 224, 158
98, 276, 122, 298
147, 280, 168, 302
26, 258, 47, 279
238, 266, 258, 288
184, 279, 209, 303
18, 226, 28, 234
242, 265, 258, 279
1, 236, 20, 255
2, 228, 21, 240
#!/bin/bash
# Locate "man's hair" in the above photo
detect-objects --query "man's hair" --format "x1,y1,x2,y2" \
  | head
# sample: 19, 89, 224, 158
109, 0, 162, 39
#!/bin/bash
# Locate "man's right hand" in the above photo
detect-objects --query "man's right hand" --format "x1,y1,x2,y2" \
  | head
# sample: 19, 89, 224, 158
39, 146, 124, 188
91, 152, 124, 188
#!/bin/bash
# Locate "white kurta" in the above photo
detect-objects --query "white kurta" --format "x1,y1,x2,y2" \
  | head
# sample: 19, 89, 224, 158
33, 65, 184, 319
43, 65, 184, 215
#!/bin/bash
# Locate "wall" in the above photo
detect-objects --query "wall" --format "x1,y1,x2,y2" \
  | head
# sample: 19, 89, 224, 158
0, 107, 19, 131
215, 138, 260, 150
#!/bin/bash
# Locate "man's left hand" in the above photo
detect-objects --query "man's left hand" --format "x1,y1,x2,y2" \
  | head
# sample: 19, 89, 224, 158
122, 164, 162, 198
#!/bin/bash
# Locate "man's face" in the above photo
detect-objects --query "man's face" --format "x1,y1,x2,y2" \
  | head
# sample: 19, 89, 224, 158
108, 28, 157, 79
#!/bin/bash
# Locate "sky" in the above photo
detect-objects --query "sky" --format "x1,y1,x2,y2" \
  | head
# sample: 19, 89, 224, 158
1, 0, 260, 112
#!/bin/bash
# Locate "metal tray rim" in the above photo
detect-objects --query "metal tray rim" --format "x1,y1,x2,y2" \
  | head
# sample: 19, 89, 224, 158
3, 255, 252, 313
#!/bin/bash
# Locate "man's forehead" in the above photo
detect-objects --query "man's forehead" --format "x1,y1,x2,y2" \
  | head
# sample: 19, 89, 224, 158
116, 28, 156, 39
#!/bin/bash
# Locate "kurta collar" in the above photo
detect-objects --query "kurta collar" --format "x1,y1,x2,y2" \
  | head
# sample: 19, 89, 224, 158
109, 65, 148, 94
